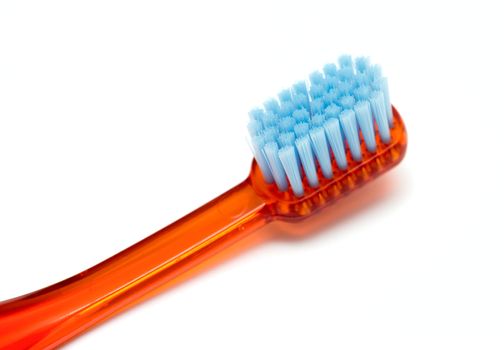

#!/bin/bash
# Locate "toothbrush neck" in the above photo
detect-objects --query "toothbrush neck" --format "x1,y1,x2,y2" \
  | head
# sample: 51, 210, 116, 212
0, 178, 269, 349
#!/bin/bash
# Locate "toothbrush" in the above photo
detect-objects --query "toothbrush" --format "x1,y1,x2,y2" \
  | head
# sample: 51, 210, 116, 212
0, 55, 407, 349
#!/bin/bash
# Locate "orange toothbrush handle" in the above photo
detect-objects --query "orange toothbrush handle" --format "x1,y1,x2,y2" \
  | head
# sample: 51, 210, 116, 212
0, 179, 268, 350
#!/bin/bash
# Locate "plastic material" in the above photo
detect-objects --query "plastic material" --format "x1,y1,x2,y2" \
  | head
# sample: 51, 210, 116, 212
0, 107, 407, 349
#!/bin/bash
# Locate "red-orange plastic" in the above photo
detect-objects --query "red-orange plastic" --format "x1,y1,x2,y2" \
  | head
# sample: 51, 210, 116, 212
0, 107, 407, 349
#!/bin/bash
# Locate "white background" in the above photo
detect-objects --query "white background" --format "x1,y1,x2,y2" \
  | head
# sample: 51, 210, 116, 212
1, 1, 503, 349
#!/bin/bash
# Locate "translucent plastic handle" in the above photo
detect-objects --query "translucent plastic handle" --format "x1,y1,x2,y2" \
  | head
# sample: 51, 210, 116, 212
0, 179, 268, 349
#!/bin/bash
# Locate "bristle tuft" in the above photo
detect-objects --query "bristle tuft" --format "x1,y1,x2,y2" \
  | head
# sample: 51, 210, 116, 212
278, 117, 295, 132
294, 122, 310, 138
263, 127, 278, 143
338, 55, 353, 70
310, 84, 325, 100
278, 89, 292, 103
279, 146, 304, 197
295, 136, 319, 188
340, 109, 362, 161
248, 119, 263, 136
264, 99, 281, 115
292, 81, 308, 95
323, 63, 338, 77
311, 99, 324, 115
338, 67, 354, 81
293, 109, 310, 123
310, 127, 333, 179
370, 91, 391, 143
324, 104, 342, 119
249, 108, 265, 121
311, 114, 326, 127
339, 95, 356, 110
355, 57, 370, 73
278, 132, 296, 147
354, 100, 376, 152
309, 71, 325, 86
250, 135, 274, 183
323, 118, 347, 170
263, 142, 289, 192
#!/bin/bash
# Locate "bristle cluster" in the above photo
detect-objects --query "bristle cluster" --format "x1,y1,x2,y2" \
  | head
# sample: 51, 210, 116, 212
248, 56, 393, 197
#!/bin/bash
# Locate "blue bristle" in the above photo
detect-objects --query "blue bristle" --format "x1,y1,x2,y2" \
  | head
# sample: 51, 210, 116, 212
338, 67, 354, 81
278, 117, 296, 132
323, 118, 347, 170
324, 104, 342, 119
248, 119, 263, 136
250, 135, 274, 183
323, 90, 339, 106
322, 94, 332, 108
379, 77, 393, 126
370, 90, 391, 143
279, 101, 295, 118
354, 100, 376, 152
309, 71, 325, 86
248, 56, 393, 194
295, 135, 319, 188
263, 127, 278, 143
264, 99, 281, 115
311, 98, 324, 115
310, 127, 333, 179
278, 132, 296, 147
368, 65, 382, 82
354, 73, 369, 86
294, 122, 310, 137
340, 109, 362, 161
338, 81, 353, 95
355, 57, 370, 73
278, 89, 292, 103
353, 85, 371, 101
292, 81, 308, 95
292, 109, 310, 123
292, 93, 310, 110
311, 114, 326, 127
371, 80, 381, 91
262, 112, 277, 128
278, 146, 304, 197
249, 108, 265, 121
263, 142, 289, 191
326, 76, 339, 89
339, 95, 356, 110
339, 55, 353, 70
323, 63, 338, 77
309, 84, 325, 100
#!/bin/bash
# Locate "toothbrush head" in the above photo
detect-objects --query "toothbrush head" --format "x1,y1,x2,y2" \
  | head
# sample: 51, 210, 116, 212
248, 56, 407, 220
